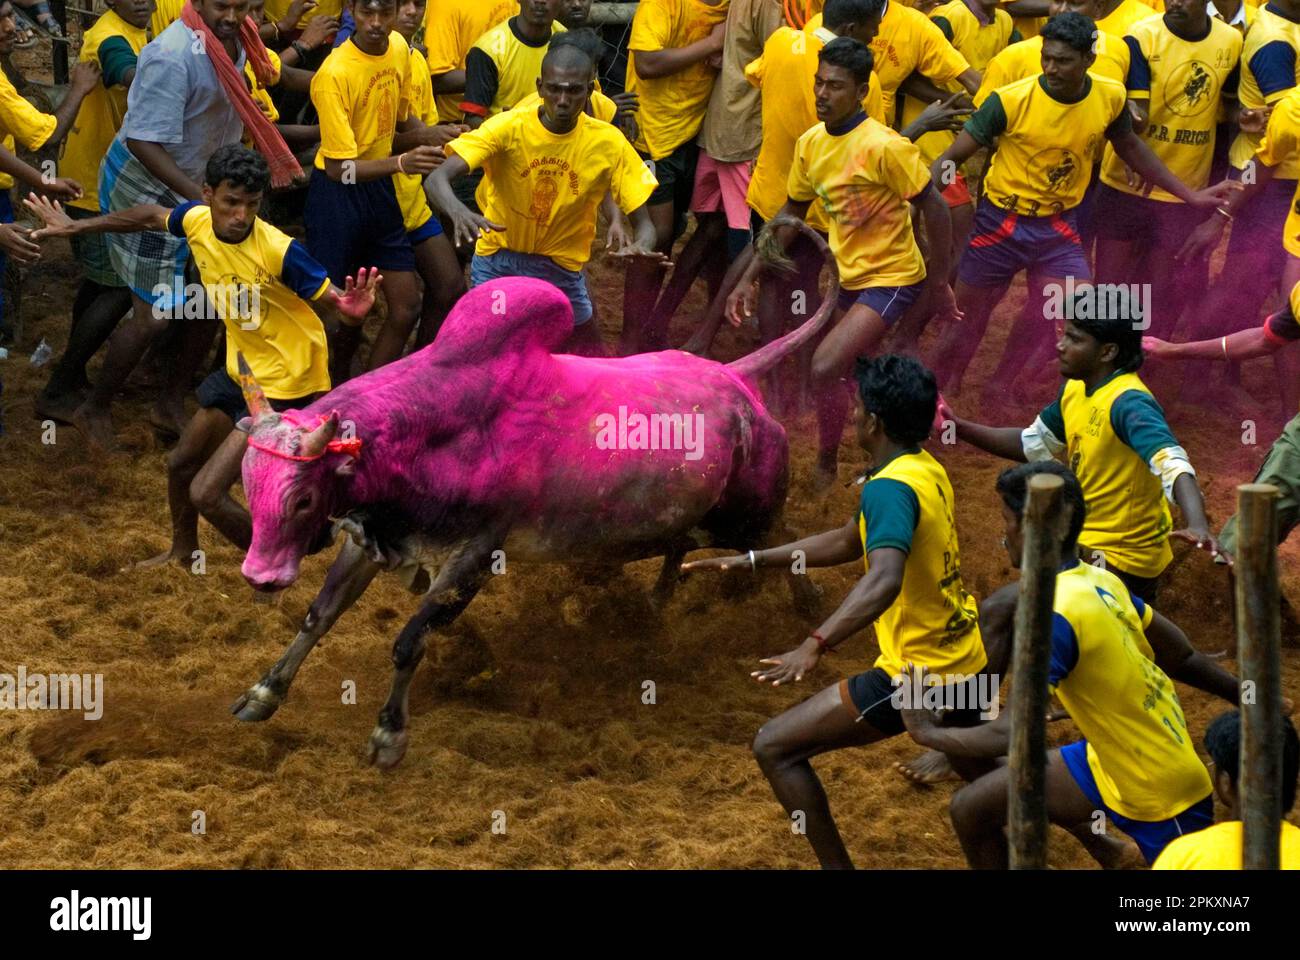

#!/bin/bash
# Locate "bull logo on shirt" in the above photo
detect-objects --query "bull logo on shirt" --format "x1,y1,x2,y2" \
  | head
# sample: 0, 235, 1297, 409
1027, 148, 1081, 196
1163, 60, 1216, 118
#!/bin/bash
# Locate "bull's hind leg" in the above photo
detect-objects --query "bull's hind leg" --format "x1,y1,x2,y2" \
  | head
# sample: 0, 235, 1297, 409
232, 538, 382, 722
368, 534, 500, 769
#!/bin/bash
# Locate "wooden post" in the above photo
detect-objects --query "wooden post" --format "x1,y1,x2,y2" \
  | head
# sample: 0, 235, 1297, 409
1008, 473, 1068, 869
1235, 483, 1283, 870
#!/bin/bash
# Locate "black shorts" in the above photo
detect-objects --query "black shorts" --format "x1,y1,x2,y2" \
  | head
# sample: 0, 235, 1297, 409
304, 171, 415, 284
1094, 183, 1209, 249
840, 667, 988, 738
643, 139, 699, 237
196, 368, 322, 425
1108, 565, 1160, 606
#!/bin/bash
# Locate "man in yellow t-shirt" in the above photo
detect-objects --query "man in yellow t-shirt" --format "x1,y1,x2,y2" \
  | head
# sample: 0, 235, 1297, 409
307, 0, 443, 378
1154, 710, 1300, 869
725, 38, 959, 490
427, 43, 663, 355
928, 12, 1236, 396
620, 0, 728, 352
26, 146, 377, 574
38, 0, 151, 424
1093, 0, 1243, 341
903, 461, 1215, 868
424, 0, 514, 123
1096, 0, 1158, 32
389, 0, 468, 347
944, 285, 1217, 603
683, 355, 986, 869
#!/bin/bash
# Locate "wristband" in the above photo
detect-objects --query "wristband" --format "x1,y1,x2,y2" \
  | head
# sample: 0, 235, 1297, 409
271, 21, 281, 42
811, 631, 833, 655
396, 153, 407, 174
1214, 206, 1233, 223
1221, 335, 1229, 362
747, 549, 758, 571
291, 40, 311, 60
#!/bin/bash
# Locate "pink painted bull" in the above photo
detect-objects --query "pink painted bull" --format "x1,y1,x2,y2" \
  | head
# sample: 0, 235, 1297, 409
232, 220, 836, 768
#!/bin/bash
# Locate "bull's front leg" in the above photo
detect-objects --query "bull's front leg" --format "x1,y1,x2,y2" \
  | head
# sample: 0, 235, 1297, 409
232, 537, 382, 722
367, 531, 502, 769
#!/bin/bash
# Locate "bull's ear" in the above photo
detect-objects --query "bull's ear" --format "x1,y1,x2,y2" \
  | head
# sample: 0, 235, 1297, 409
335, 458, 356, 478
234, 416, 254, 435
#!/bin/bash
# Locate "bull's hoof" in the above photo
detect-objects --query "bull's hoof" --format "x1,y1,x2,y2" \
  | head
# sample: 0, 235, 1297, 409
366, 726, 409, 769
230, 683, 283, 722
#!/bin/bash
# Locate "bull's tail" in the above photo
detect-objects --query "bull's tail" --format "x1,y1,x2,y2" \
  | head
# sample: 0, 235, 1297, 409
725, 216, 840, 381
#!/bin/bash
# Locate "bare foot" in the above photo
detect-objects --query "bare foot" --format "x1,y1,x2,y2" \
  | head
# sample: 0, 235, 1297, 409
150, 399, 187, 441
124, 546, 196, 572
33, 388, 87, 425
71, 403, 120, 453
893, 750, 962, 786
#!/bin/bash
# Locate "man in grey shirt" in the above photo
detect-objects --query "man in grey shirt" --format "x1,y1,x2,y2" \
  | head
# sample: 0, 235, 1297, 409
73, 0, 250, 450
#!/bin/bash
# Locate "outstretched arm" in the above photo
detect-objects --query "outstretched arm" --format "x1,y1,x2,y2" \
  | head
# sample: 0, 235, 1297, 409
1144, 609, 1239, 704
724, 198, 811, 324
424, 154, 506, 246
25, 194, 169, 237
681, 516, 863, 574
1109, 128, 1241, 207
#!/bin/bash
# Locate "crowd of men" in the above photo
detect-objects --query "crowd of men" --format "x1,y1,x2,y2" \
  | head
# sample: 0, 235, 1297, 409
2, 0, 1299, 868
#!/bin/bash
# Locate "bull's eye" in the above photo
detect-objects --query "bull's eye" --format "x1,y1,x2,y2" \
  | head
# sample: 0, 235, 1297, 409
294, 494, 313, 514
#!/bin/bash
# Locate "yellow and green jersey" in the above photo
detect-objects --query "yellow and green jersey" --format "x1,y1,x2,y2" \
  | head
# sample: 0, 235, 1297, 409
1050, 560, 1213, 822
1231, 4, 1300, 177
1100, 15, 1242, 202
966, 73, 1130, 215
856, 448, 985, 678
1026, 370, 1190, 578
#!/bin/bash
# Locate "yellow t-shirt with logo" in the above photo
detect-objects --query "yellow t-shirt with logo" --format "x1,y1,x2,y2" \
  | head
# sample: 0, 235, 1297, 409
744, 21, 884, 226
788, 115, 930, 289
264, 0, 344, 31
1154, 820, 1300, 869
975, 32, 1132, 106
61, 11, 149, 212
1096, 0, 1159, 36
1059, 372, 1175, 577
1229, 5, 1300, 178
167, 203, 332, 400
870, 0, 971, 127
857, 448, 985, 678
1099, 16, 1241, 202
1050, 561, 1212, 822
626, 0, 731, 159
446, 107, 659, 271
901, 0, 1015, 166
973, 73, 1129, 214
0, 60, 57, 192
312, 34, 412, 170
1254, 86, 1300, 256
466, 19, 567, 119
424, 0, 515, 122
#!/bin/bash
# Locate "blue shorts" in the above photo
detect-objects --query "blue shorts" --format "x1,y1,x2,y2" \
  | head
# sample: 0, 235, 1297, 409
408, 216, 444, 246
957, 199, 1091, 288
305, 172, 414, 284
196, 368, 322, 425
1061, 739, 1213, 864
469, 249, 593, 325
835, 280, 926, 326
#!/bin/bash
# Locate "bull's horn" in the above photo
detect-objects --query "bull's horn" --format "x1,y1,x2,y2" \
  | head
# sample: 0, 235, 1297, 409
300, 410, 339, 458
236, 353, 274, 423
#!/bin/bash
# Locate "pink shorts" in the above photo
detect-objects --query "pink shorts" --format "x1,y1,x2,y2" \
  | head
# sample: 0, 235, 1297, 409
690, 155, 753, 231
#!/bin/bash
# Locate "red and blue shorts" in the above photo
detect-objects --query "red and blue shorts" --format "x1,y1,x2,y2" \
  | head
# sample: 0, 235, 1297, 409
957, 199, 1090, 288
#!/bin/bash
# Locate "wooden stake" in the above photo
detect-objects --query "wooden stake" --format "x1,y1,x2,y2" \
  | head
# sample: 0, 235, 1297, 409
1009, 473, 1068, 870
1235, 483, 1282, 870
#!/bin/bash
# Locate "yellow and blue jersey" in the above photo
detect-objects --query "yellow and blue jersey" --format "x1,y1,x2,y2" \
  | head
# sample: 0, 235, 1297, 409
1100, 15, 1242, 202
856, 448, 985, 678
166, 203, 332, 401
1231, 3, 1300, 177
1050, 560, 1213, 822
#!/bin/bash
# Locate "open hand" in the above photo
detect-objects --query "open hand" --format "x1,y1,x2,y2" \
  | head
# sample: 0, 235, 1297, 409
334, 266, 383, 320
680, 553, 753, 573
23, 192, 75, 240
752, 638, 821, 686
0, 222, 40, 265
725, 280, 757, 327
1171, 527, 1225, 564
